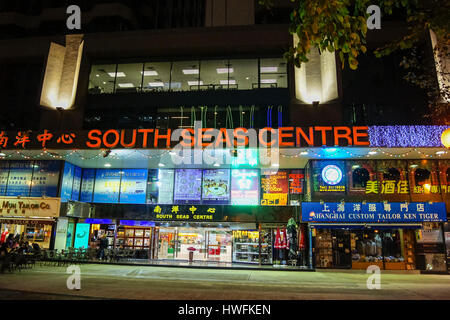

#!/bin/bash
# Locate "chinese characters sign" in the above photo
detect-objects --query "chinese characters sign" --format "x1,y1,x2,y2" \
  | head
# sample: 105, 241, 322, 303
289, 169, 304, 194
174, 169, 202, 203
260, 170, 288, 206
150, 205, 221, 221
119, 169, 148, 204
302, 202, 447, 223
231, 169, 259, 205
93, 169, 121, 203
365, 180, 409, 194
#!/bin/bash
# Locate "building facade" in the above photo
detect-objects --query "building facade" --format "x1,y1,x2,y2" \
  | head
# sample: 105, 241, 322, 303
0, 1, 448, 271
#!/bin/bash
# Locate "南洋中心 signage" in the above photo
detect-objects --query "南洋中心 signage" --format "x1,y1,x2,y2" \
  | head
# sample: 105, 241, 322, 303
0, 197, 61, 218
150, 205, 222, 221
302, 202, 447, 223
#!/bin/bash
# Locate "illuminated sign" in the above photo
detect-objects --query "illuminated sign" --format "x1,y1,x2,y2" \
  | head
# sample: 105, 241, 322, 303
261, 170, 288, 206
231, 169, 259, 205
289, 169, 304, 194
302, 202, 447, 223
174, 169, 202, 204
321, 165, 342, 185
151, 205, 222, 221
202, 169, 230, 204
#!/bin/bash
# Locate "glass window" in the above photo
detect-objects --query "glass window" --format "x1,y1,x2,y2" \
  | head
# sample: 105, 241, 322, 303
348, 160, 376, 191
408, 160, 439, 195
88, 64, 116, 94
142, 62, 171, 92
229, 59, 257, 90
260, 58, 287, 88
171, 60, 200, 91
114, 63, 143, 93
200, 59, 230, 90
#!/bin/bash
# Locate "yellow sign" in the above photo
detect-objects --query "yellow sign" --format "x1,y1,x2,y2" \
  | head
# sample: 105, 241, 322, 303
0, 197, 61, 218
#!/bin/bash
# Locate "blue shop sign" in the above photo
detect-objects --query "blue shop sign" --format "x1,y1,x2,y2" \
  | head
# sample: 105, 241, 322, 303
301, 202, 447, 223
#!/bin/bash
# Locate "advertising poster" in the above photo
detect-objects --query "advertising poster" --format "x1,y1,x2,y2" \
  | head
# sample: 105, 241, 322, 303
119, 169, 148, 204
231, 169, 259, 205
5, 161, 33, 196
29, 160, 61, 197
202, 169, 230, 204
0, 161, 9, 196
73, 223, 90, 249
80, 169, 95, 202
260, 169, 288, 206
71, 166, 82, 201
174, 169, 202, 203
157, 169, 174, 204
314, 160, 346, 192
146, 169, 159, 204
289, 169, 304, 194
60, 162, 74, 202
93, 169, 121, 203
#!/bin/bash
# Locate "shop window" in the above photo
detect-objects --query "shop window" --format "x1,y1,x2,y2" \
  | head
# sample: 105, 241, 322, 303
229, 59, 258, 90
260, 57, 288, 88
352, 168, 370, 188
383, 167, 401, 181
414, 168, 431, 185
409, 160, 439, 194
114, 63, 144, 93
88, 64, 116, 94
171, 60, 200, 91
142, 62, 171, 92
200, 59, 232, 90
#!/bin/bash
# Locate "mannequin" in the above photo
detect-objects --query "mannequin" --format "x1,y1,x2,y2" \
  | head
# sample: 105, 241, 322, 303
0, 228, 8, 244
374, 234, 382, 256
286, 218, 298, 261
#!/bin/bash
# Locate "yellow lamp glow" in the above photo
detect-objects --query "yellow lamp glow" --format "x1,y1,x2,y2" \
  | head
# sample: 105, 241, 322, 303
441, 128, 450, 148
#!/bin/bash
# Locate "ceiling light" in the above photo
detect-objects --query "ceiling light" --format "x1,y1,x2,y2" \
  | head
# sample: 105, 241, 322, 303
182, 69, 199, 75
187, 80, 203, 86
148, 82, 164, 87
104, 163, 111, 167
220, 80, 236, 85
216, 68, 234, 74
436, 151, 446, 155
271, 163, 279, 167
300, 151, 308, 155
141, 70, 158, 76
410, 164, 418, 168
96, 74, 100, 77
261, 67, 278, 73
245, 77, 250, 80
260, 79, 277, 84
108, 72, 126, 77
213, 163, 220, 167
368, 151, 377, 155
103, 82, 106, 84
158, 163, 165, 167
118, 83, 134, 88
169, 151, 176, 156
0, 153, 5, 157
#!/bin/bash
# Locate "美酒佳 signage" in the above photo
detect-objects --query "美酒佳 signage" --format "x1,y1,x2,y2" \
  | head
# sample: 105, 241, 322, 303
231, 169, 259, 206
93, 169, 121, 203
174, 169, 202, 204
301, 202, 447, 223
119, 169, 148, 204
260, 169, 288, 206
202, 169, 230, 204
0, 197, 61, 218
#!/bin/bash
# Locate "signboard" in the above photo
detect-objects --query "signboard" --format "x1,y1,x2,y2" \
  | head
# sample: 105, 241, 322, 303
231, 169, 259, 205
174, 169, 202, 204
71, 166, 82, 201
365, 180, 410, 194
202, 169, 230, 204
157, 169, 174, 204
315, 161, 346, 192
260, 169, 288, 206
93, 169, 121, 203
29, 160, 60, 198
302, 202, 447, 223
289, 169, 304, 194
150, 204, 222, 221
0, 162, 9, 195
73, 223, 90, 249
6, 161, 33, 196
119, 169, 148, 204
0, 197, 61, 218
80, 169, 95, 202
60, 162, 74, 202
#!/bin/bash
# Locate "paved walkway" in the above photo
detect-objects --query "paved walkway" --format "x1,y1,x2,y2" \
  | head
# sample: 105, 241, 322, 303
0, 264, 449, 300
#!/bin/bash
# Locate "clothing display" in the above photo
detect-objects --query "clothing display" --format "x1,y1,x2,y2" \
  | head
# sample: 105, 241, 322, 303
0, 230, 8, 244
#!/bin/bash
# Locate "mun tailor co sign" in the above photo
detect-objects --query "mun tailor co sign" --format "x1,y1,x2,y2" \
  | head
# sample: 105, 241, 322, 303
302, 202, 447, 223
0, 197, 61, 218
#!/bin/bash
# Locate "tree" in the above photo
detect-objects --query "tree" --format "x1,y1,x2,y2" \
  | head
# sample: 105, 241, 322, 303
259, 0, 449, 122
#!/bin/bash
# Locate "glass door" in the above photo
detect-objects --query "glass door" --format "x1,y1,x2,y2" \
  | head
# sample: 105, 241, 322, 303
207, 229, 232, 262
158, 228, 176, 259
176, 228, 206, 261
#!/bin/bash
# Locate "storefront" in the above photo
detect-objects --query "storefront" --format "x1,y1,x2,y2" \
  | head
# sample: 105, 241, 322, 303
0, 197, 61, 249
302, 201, 447, 270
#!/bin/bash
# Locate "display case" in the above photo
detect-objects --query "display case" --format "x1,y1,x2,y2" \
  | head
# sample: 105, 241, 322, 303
232, 230, 263, 264
116, 227, 152, 250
